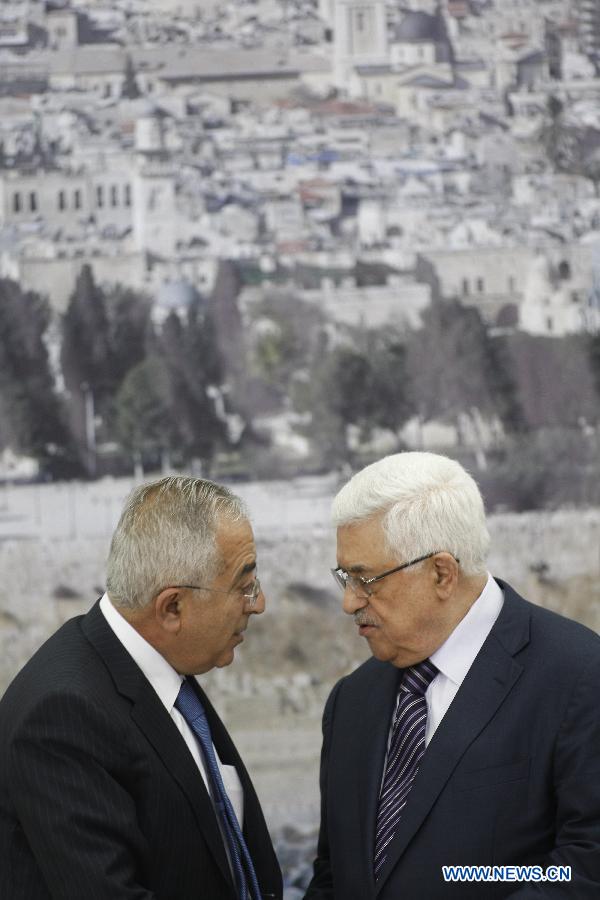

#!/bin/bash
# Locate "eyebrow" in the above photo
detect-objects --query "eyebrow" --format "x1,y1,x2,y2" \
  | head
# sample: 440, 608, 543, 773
232, 561, 256, 585
339, 563, 368, 574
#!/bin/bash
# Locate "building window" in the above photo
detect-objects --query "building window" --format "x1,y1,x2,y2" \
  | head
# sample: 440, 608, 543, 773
462, 278, 469, 295
124, 184, 131, 206
356, 11, 365, 31
29, 192, 37, 212
58, 190, 66, 211
110, 185, 118, 207
546, 316, 553, 332
508, 276, 515, 292
12, 192, 21, 213
74, 189, 81, 210
558, 260, 570, 280
477, 277, 484, 292
96, 185, 104, 207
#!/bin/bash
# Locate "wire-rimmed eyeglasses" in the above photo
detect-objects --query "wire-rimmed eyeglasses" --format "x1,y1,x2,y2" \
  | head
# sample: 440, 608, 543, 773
331, 552, 459, 598
167, 576, 261, 608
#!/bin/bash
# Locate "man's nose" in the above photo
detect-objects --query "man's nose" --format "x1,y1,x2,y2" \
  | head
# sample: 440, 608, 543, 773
249, 586, 266, 615
342, 584, 368, 616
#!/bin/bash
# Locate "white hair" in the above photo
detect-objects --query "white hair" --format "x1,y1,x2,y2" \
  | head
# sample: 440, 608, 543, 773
332, 452, 490, 577
106, 476, 248, 610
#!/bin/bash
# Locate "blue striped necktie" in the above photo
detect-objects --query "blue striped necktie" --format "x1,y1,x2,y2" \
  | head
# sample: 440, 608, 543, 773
175, 678, 261, 900
374, 658, 439, 879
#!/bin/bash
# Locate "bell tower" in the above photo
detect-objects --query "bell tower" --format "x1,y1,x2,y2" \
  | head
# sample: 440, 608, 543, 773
334, 0, 389, 88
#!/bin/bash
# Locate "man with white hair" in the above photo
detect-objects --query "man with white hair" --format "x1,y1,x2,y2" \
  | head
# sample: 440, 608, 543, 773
0, 476, 282, 900
304, 452, 600, 899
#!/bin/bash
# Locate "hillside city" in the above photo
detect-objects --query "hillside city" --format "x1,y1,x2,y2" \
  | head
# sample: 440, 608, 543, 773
1, 3, 600, 482
2, 1, 600, 329
0, 0, 599, 461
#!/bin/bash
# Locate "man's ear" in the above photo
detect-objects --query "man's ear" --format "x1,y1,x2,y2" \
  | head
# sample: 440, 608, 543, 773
153, 587, 184, 635
432, 553, 459, 598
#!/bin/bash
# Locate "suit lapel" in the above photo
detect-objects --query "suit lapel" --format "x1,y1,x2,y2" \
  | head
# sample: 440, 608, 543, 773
81, 601, 234, 889
374, 585, 530, 895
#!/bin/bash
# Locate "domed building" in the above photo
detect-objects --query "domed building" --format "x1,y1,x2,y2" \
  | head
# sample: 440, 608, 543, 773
153, 278, 202, 327
391, 6, 455, 67
332, 1, 457, 104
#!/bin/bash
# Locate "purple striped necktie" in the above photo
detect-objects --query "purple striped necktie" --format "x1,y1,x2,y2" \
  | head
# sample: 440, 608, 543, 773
374, 658, 439, 879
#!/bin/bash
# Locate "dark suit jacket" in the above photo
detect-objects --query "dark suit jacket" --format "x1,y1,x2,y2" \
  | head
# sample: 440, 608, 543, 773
304, 580, 600, 899
0, 601, 282, 900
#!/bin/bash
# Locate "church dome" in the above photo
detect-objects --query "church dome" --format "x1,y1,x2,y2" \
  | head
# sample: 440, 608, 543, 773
393, 8, 454, 63
156, 279, 200, 312
395, 11, 440, 42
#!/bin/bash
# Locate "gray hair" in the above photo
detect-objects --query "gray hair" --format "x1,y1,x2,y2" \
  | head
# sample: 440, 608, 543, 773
332, 452, 490, 577
106, 475, 248, 610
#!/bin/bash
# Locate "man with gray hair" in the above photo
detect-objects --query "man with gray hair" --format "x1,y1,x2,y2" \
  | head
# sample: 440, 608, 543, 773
0, 476, 282, 900
305, 452, 600, 899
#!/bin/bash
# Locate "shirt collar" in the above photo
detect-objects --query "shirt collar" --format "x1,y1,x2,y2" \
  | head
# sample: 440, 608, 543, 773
100, 593, 183, 713
430, 573, 504, 686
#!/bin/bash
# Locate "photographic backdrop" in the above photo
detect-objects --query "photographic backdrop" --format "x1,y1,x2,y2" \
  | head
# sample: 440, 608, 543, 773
1, 1, 600, 893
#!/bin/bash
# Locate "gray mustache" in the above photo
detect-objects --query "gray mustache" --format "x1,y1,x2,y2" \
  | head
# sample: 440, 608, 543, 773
354, 613, 379, 627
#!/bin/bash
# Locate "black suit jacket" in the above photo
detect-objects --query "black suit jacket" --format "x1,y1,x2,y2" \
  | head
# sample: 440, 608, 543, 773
0, 601, 282, 900
304, 581, 600, 899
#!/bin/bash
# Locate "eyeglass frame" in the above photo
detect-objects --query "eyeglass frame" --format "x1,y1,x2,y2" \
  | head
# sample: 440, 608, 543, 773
164, 576, 261, 608
331, 552, 459, 597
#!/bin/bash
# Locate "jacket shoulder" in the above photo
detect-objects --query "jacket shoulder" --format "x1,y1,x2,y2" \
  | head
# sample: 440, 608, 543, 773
499, 578, 600, 650
328, 656, 396, 704
0, 610, 110, 726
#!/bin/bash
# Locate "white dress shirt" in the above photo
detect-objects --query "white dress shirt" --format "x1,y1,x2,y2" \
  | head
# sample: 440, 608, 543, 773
426, 573, 504, 744
99, 594, 244, 829
386, 574, 504, 750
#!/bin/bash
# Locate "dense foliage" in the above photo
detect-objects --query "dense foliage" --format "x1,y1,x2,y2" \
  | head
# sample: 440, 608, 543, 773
1, 265, 599, 510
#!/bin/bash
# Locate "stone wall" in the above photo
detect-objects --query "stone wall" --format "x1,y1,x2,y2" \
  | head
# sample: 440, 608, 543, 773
1, 481, 599, 889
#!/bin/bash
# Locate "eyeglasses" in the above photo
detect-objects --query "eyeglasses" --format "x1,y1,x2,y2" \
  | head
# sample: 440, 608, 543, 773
331, 553, 458, 598
167, 576, 262, 608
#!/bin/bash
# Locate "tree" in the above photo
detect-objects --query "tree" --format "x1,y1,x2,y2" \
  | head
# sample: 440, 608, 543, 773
292, 336, 359, 467
293, 328, 414, 468
105, 285, 152, 388
250, 289, 325, 399
403, 298, 530, 471
589, 331, 600, 410
0, 279, 79, 476
407, 300, 492, 437
503, 333, 599, 429
61, 264, 113, 405
155, 296, 226, 469
115, 358, 172, 471
61, 265, 115, 471
361, 328, 415, 436
543, 96, 600, 196
208, 261, 244, 382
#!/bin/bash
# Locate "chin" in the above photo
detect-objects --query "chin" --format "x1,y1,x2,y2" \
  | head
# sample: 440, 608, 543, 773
371, 644, 402, 666
215, 651, 235, 669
